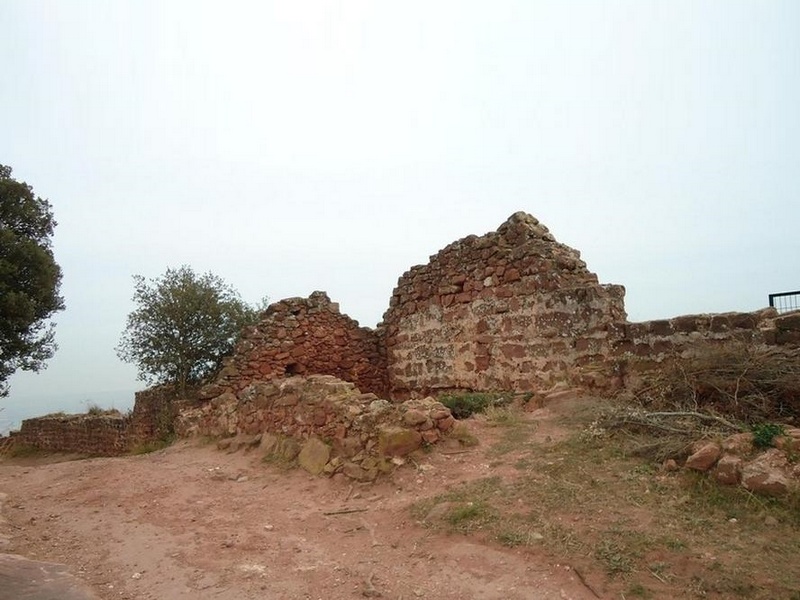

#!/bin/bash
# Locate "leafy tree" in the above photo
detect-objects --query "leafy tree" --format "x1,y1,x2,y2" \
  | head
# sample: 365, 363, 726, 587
117, 266, 261, 392
0, 165, 64, 396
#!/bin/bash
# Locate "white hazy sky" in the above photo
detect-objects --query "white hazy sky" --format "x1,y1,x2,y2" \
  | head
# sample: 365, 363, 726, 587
2, 1, 798, 426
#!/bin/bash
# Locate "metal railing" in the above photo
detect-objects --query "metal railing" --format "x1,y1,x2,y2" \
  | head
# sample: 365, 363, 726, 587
769, 290, 800, 314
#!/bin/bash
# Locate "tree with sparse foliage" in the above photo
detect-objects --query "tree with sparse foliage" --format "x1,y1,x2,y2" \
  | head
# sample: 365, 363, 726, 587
116, 266, 261, 392
0, 165, 64, 397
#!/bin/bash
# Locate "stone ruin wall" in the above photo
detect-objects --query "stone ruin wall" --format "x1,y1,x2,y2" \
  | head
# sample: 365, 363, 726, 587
177, 375, 456, 481
381, 212, 628, 396
380, 213, 800, 395
0, 387, 188, 456
3, 413, 130, 456
612, 310, 800, 386
6, 211, 798, 459
201, 291, 387, 401
197, 211, 800, 405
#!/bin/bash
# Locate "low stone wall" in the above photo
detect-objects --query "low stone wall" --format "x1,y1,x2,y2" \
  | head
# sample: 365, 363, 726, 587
606, 308, 800, 386
0, 387, 192, 457
9, 413, 130, 456
177, 375, 456, 481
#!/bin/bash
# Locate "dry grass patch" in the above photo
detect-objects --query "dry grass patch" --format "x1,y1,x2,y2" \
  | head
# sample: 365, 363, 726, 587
630, 342, 800, 425
412, 400, 800, 599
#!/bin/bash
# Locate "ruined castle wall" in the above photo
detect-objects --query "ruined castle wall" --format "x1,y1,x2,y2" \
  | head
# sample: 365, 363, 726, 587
180, 212, 800, 412
128, 386, 198, 444
610, 309, 800, 382
381, 212, 628, 397
0, 387, 196, 457
11, 413, 130, 456
177, 375, 456, 480
202, 291, 387, 399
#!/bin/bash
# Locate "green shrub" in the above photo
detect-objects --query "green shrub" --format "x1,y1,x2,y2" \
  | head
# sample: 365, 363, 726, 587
439, 392, 509, 419
130, 435, 175, 455
751, 423, 785, 449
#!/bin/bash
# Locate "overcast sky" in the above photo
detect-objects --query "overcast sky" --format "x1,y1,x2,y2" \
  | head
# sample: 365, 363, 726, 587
2, 1, 798, 426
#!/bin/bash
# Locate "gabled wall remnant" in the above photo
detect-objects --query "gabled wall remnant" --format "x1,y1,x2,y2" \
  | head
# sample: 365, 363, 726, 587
381, 212, 627, 396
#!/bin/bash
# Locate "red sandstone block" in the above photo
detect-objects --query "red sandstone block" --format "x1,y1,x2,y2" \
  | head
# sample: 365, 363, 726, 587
499, 344, 526, 359
612, 340, 635, 355
775, 313, 800, 331
729, 313, 758, 329
776, 330, 800, 345
475, 356, 490, 371
710, 315, 730, 332
421, 429, 440, 444
290, 345, 309, 358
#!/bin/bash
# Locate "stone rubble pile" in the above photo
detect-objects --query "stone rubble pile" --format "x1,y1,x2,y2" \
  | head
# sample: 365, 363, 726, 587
680, 429, 800, 496
176, 375, 457, 481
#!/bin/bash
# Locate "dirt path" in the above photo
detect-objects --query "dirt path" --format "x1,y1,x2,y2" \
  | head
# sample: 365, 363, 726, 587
0, 409, 596, 600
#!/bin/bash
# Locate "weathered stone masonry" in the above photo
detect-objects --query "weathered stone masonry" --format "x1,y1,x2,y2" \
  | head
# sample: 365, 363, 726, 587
6, 211, 798, 458
5, 413, 130, 456
0, 387, 189, 456
197, 211, 800, 402
382, 212, 627, 396
176, 375, 457, 481
202, 291, 387, 400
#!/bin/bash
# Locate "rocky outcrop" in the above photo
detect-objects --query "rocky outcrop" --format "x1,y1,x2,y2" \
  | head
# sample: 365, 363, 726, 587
741, 450, 791, 497
685, 442, 722, 472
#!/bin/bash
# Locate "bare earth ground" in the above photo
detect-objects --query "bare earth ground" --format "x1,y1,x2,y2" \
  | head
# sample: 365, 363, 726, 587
0, 401, 597, 600
3, 394, 800, 600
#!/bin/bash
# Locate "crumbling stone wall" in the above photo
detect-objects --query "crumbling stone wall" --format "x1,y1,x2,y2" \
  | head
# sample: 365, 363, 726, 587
170, 211, 800, 470
8, 413, 130, 456
128, 386, 197, 444
202, 291, 386, 400
177, 375, 455, 481
609, 309, 800, 384
613, 310, 773, 363
767, 312, 800, 346
381, 212, 627, 396
0, 387, 192, 457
